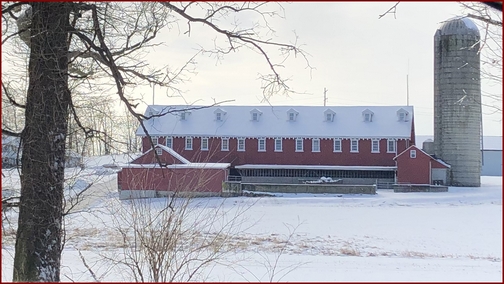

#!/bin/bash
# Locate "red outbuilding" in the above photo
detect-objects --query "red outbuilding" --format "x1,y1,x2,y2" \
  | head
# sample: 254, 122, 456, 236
394, 145, 450, 185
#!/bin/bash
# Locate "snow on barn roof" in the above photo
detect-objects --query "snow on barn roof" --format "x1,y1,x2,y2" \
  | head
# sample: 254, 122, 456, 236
136, 105, 414, 139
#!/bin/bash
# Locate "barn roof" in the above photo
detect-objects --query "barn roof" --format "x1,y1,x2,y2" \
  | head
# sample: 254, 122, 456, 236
136, 105, 414, 139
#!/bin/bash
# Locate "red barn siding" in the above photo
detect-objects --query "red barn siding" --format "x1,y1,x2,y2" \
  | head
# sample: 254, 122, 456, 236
118, 167, 227, 193
141, 136, 411, 167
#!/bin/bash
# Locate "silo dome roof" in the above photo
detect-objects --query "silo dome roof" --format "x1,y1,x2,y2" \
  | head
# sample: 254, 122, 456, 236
438, 17, 479, 36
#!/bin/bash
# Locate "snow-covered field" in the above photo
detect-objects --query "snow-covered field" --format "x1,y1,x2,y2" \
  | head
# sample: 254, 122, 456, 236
2, 155, 502, 282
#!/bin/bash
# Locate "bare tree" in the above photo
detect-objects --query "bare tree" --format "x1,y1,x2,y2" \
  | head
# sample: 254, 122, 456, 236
460, 2, 502, 113
2, 2, 308, 281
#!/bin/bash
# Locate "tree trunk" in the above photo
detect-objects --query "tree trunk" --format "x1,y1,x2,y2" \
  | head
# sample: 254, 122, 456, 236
13, 3, 72, 282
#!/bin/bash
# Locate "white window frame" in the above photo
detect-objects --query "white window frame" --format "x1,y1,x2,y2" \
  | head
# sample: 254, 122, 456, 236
180, 112, 186, 120
295, 138, 304, 152
151, 136, 158, 146
371, 139, 380, 153
274, 138, 282, 152
216, 112, 222, 121
165, 136, 173, 148
258, 138, 266, 152
312, 138, 321, 152
185, 137, 193, 150
333, 138, 342, 152
201, 137, 209, 151
237, 138, 245, 152
387, 139, 396, 153
350, 139, 359, 153
252, 113, 258, 121
155, 148, 162, 156
410, 149, 417, 158
221, 137, 229, 151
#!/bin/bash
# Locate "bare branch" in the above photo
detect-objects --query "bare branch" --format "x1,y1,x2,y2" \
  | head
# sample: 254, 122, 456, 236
378, 2, 400, 19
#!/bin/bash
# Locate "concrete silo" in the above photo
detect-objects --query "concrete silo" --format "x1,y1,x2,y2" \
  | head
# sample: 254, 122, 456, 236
434, 17, 482, 187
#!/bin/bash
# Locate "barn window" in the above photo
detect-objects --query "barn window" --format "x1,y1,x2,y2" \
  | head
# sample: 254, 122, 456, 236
258, 138, 266, 152
350, 139, 359, 153
362, 109, 374, 122
324, 109, 336, 122
410, 149, 417, 158
312, 138, 320, 152
151, 136, 158, 146
165, 137, 173, 148
387, 139, 396, 153
333, 138, 342, 152
250, 108, 262, 121
397, 108, 409, 122
287, 108, 299, 121
185, 137, 193, 150
201, 137, 209, 151
180, 112, 186, 120
214, 108, 226, 121
371, 139, 380, 153
295, 138, 303, 152
155, 148, 162, 156
221, 138, 229, 151
237, 138, 245, 151
275, 138, 282, 152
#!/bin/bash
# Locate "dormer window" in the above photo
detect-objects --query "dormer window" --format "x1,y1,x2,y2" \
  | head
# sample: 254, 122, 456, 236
324, 109, 336, 122
397, 108, 409, 122
214, 108, 227, 121
250, 108, 262, 121
287, 108, 299, 121
362, 109, 374, 122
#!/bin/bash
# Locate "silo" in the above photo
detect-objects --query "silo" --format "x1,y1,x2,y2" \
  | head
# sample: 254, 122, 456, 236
434, 17, 482, 187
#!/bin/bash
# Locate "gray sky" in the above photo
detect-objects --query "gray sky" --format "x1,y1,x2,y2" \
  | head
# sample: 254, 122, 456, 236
137, 2, 502, 136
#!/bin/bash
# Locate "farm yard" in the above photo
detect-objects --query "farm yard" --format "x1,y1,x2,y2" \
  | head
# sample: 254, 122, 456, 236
1, 154, 502, 282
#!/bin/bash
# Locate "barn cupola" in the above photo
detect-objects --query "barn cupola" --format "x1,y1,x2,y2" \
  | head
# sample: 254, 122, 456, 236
287, 108, 299, 121
396, 108, 409, 122
362, 109, 374, 122
250, 108, 262, 121
214, 108, 227, 121
324, 109, 336, 122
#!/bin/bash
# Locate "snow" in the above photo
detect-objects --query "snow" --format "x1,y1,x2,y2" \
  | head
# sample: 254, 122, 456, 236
137, 105, 414, 139
2, 156, 502, 282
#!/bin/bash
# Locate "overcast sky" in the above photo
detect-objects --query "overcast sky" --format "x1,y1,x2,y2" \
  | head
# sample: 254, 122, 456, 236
137, 2, 502, 136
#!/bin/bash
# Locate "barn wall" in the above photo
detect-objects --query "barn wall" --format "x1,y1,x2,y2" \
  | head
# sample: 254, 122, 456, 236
396, 148, 431, 184
142, 137, 411, 167
482, 150, 502, 176
118, 167, 227, 193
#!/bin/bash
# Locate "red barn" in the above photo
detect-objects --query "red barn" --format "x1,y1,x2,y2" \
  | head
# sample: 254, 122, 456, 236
133, 105, 416, 186
393, 145, 450, 185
